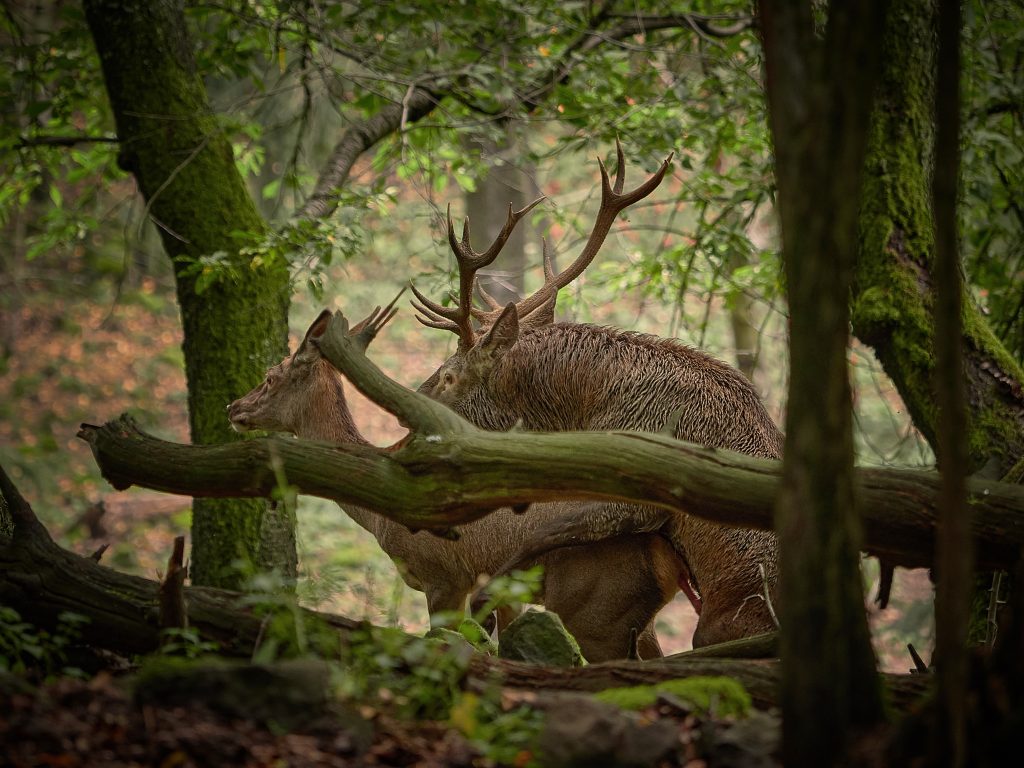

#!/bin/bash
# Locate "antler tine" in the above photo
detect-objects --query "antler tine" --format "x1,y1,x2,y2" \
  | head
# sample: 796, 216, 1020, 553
540, 237, 556, 282
349, 287, 405, 351
511, 144, 674, 322
409, 282, 462, 322
475, 281, 504, 311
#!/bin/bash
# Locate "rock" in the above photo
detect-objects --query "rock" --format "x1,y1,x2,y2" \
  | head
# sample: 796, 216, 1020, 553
132, 656, 372, 749
702, 709, 782, 768
537, 692, 681, 767
498, 609, 585, 667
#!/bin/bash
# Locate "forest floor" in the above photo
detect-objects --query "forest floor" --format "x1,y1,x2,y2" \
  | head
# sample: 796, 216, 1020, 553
1, 672, 486, 768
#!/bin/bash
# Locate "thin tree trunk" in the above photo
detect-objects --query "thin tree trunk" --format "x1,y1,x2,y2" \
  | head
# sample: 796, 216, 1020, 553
82, 0, 294, 588
759, 1, 890, 763
465, 124, 537, 305
932, 0, 971, 763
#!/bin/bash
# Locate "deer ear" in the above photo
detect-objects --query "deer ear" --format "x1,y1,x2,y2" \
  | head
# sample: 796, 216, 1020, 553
298, 310, 333, 354
479, 303, 519, 355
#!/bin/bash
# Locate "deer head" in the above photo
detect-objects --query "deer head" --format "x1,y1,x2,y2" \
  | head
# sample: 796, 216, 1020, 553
414, 140, 672, 426
227, 300, 398, 442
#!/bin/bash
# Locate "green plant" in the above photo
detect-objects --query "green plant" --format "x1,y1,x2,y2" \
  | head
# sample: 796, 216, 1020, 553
450, 690, 544, 767
471, 565, 544, 627
0, 606, 89, 680
158, 627, 219, 659
239, 569, 339, 662
337, 626, 473, 721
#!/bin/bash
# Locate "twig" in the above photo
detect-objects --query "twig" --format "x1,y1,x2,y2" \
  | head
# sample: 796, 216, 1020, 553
158, 535, 188, 636
907, 643, 930, 674
759, 562, 780, 628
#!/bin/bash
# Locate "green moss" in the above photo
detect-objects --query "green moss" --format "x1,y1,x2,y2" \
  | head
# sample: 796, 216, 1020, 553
594, 676, 752, 718
853, 0, 1024, 476
457, 618, 499, 655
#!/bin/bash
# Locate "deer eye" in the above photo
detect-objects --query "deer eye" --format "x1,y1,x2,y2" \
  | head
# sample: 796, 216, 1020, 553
443, 372, 455, 386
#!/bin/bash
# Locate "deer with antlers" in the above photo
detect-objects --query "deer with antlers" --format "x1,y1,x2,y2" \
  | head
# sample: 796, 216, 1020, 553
228, 297, 684, 662
412, 141, 781, 647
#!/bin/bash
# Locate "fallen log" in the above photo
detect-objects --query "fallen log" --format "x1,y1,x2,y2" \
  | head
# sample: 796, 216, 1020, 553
0, 464, 360, 657
2, 463, 931, 713
79, 413, 1024, 570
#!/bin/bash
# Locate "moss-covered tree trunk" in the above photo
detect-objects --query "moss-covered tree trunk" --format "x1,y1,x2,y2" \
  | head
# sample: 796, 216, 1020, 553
760, 1, 889, 764
83, 0, 294, 588
853, 0, 1024, 479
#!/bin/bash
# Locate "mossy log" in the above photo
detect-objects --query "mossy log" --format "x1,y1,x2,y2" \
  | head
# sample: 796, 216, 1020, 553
469, 656, 930, 714
79, 410, 1024, 571
2, 462, 931, 714
0, 465, 359, 658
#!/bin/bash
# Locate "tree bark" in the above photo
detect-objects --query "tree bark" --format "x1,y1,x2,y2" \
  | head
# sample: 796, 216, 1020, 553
82, 0, 294, 588
932, 0, 971, 763
760, 1, 890, 763
852, 0, 1024, 480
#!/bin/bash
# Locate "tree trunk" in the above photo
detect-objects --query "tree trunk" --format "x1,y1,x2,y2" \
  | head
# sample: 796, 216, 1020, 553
82, 0, 294, 588
932, 0, 971, 763
760, 1, 890, 763
852, 0, 1024, 480
465, 125, 537, 305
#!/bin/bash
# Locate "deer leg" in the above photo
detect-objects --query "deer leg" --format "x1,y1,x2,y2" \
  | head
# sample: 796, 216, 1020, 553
425, 584, 468, 629
636, 622, 664, 660
540, 533, 677, 663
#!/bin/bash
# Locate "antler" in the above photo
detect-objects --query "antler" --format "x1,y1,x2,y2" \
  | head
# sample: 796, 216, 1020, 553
348, 287, 405, 353
413, 138, 673, 346
483, 138, 673, 330
411, 197, 544, 350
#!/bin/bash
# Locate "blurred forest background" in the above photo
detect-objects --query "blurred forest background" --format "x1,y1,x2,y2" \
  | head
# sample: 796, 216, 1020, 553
2, 0, 1020, 669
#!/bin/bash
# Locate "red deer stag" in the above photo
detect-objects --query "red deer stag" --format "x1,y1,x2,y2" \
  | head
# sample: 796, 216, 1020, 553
413, 141, 781, 647
228, 298, 683, 662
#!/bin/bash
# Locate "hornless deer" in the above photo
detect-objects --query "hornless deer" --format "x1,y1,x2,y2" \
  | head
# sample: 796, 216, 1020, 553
228, 300, 684, 662
413, 141, 781, 647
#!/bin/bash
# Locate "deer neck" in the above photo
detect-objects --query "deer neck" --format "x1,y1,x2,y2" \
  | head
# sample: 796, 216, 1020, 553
290, 371, 387, 536
296, 372, 368, 446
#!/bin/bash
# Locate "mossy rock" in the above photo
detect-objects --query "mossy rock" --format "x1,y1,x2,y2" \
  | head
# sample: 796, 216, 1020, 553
594, 676, 751, 718
424, 618, 497, 655
498, 609, 585, 667
133, 656, 370, 744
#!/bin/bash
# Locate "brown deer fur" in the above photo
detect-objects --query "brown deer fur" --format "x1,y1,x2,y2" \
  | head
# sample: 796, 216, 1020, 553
422, 305, 782, 648
228, 310, 684, 661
